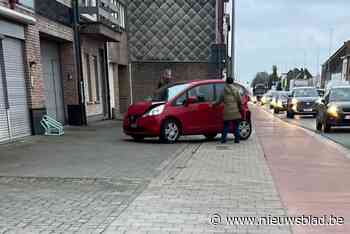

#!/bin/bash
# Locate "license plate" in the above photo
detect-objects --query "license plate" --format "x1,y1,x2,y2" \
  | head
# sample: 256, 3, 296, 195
304, 108, 313, 112
345, 115, 350, 120
130, 123, 137, 128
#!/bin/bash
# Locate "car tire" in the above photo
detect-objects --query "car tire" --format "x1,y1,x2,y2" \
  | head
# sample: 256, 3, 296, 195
274, 108, 279, 114
316, 120, 322, 131
239, 120, 252, 141
160, 119, 181, 143
131, 135, 144, 142
204, 133, 217, 141
323, 122, 331, 133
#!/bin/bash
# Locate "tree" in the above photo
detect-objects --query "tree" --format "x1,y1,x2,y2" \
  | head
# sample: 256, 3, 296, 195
268, 65, 280, 89
251, 72, 269, 88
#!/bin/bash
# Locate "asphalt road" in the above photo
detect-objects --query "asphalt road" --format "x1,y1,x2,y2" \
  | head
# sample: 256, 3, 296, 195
260, 104, 350, 150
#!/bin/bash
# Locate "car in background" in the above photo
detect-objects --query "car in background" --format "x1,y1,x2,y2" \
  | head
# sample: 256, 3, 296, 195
253, 83, 267, 102
273, 91, 290, 114
123, 80, 252, 143
317, 89, 325, 97
316, 86, 350, 132
269, 91, 280, 109
261, 90, 277, 106
286, 87, 319, 118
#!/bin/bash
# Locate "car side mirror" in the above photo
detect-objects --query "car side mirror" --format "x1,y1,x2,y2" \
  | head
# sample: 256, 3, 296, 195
186, 96, 197, 105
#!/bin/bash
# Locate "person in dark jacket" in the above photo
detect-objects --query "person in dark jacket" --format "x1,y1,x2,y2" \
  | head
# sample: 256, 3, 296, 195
157, 69, 172, 89
215, 77, 242, 144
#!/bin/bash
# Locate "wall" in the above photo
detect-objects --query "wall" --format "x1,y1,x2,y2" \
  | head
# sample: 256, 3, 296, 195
131, 62, 209, 102
108, 32, 128, 66
127, 0, 216, 62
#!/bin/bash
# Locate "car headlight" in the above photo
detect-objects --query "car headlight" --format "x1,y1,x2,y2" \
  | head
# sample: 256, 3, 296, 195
292, 98, 298, 105
277, 100, 283, 107
143, 104, 165, 117
327, 105, 338, 117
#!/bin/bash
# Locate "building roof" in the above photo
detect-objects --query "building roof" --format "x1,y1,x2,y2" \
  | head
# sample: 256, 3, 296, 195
322, 41, 350, 67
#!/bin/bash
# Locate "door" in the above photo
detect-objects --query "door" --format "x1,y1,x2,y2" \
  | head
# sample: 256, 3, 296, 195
181, 84, 215, 133
213, 83, 225, 130
40, 40, 65, 123
0, 37, 30, 141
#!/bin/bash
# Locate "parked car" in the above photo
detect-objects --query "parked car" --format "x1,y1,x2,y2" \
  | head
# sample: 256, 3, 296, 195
286, 87, 319, 118
316, 86, 350, 132
273, 91, 290, 114
123, 80, 252, 143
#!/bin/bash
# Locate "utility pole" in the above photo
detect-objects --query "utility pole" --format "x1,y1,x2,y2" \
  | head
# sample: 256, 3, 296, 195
72, 0, 87, 125
231, 0, 235, 80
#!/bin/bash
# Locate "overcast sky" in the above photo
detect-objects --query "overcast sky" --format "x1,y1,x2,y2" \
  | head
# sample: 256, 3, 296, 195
226, 0, 350, 84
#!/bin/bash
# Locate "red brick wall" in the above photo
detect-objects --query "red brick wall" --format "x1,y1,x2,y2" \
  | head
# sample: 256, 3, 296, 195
131, 62, 210, 102
60, 43, 79, 107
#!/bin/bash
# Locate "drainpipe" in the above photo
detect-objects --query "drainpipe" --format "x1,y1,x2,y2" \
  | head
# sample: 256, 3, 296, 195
104, 43, 111, 119
72, 0, 87, 125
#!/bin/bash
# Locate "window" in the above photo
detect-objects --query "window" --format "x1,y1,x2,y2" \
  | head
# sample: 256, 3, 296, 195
85, 53, 93, 102
174, 93, 187, 106
17, 0, 34, 8
188, 84, 214, 103
215, 83, 225, 102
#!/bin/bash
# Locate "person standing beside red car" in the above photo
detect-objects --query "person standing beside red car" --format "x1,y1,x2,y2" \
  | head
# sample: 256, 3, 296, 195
214, 77, 242, 144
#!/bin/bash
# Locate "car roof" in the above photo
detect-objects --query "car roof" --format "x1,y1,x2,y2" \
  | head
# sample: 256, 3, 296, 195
330, 85, 350, 89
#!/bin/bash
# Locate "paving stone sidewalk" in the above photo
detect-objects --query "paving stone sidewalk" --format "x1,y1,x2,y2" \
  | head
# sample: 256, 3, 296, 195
105, 134, 292, 233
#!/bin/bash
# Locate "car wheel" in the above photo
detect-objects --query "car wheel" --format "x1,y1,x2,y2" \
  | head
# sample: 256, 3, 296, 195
274, 108, 279, 114
323, 122, 331, 133
131, 135, 144, 142
239, 120, 252, 140
204, 133, 217, 141
316, 120, 322, 131
160, 119, 181, 143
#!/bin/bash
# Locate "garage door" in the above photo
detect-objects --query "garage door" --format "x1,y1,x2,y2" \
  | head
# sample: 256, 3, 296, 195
40, 40, 65, 124
0, 37, 31, 142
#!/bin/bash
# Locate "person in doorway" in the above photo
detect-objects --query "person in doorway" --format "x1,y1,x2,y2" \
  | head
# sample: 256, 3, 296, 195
157, 69, 172, 89
215, 77, 242, 144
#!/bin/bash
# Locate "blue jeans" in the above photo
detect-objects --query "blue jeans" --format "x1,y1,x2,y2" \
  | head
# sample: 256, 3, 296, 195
221, 119, 240, 143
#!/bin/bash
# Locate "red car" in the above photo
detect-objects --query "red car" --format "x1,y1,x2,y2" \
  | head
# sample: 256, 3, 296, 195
123, 80, 252, 143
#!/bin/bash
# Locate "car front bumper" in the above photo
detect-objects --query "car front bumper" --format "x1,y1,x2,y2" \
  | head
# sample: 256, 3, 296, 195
327, 114, 350, 126
123, 115, 162, 137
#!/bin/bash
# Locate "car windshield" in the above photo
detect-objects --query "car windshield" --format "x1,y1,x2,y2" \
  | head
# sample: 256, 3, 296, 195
278, 93, 289, 100
294, 89, 318, 97
330, 88, 350, 102
152, 84, 190, 101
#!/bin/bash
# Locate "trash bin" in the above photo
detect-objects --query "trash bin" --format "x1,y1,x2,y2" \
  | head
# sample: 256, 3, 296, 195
67, 104, 84, 126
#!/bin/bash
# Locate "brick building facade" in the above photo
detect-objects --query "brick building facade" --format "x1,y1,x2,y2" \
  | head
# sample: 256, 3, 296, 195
0, 0, 127, 141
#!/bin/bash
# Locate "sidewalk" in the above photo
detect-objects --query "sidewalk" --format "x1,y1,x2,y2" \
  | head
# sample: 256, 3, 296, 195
254, 105, 350, 234
105, 134, 291, 233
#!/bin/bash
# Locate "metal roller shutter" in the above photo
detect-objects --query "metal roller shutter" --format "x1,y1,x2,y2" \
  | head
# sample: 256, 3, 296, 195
40, 40, 65, 124
1, 37, 30, 140
0, 45, 10, 142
